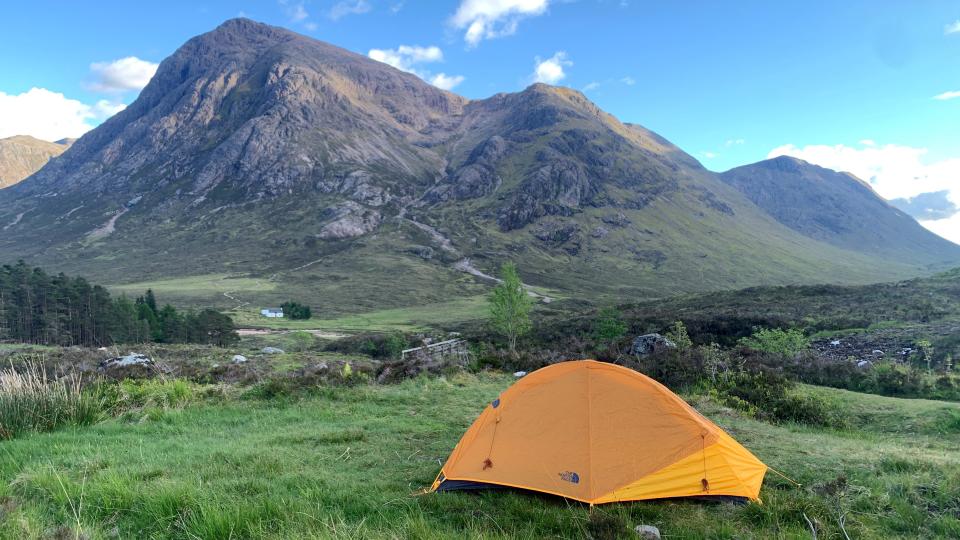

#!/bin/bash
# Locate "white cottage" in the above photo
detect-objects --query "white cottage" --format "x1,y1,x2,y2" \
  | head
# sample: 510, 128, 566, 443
260, 308, 284, 318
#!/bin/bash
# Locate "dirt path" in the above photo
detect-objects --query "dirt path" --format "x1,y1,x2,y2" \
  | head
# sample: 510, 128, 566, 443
454, 258, 552, 301
402, 213, 552, 302
3, 210, 29, 231
87, 208, 128, 239
221, 275, 255, 311
404, 218, 459, 254
237, 328, 348, 339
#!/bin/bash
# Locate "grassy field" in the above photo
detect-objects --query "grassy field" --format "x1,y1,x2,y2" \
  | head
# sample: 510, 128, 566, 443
0, 373, 957, 539
229, 295, 494, 333
111, 274, 277, 310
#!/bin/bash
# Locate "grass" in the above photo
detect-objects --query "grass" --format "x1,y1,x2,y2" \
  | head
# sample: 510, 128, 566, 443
110, 274, 277, 308
0, 363, 103, 440
0, 374, 957, 538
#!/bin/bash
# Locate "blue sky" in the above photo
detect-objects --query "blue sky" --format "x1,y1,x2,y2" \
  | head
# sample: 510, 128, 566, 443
2, 0, 959, 240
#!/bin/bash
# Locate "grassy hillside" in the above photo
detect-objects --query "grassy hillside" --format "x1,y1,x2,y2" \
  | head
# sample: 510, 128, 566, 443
0, 373, 957, 539
533, 267, 960, 348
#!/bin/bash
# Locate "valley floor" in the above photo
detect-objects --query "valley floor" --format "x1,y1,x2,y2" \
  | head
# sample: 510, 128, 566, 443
0, 374, 957, 539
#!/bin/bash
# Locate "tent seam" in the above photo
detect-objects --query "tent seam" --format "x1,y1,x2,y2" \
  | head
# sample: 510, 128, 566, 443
587, 363, 595, 501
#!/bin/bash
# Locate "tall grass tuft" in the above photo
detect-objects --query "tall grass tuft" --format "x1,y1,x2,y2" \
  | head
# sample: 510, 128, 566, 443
0, 362, 103, 440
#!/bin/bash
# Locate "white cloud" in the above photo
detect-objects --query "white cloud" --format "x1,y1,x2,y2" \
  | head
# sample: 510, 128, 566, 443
88, 57, 159, 93
933, 90, 960, 101
945, 20, 960, 34
582, 81, 600, 92
860, 139, 876, 146
532, 51, 571, 84
725, 138, 745, 147
0, 88, 123, 141
430, 73, 465, 90
368, 45, 465, 90
93, 99, 127, 118
921, 213, 960, 246
369, 45, 444, 71
290, 2, 309, 21
450, 0, 550, 47
329, 0, 371, 20
620, 76, 635, 86
702, 151, 718, 159
767, 141, 960, 244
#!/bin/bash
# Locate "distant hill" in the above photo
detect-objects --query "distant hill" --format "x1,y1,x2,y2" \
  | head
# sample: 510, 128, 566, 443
719, 156, 960, 264
1, 18, 958, 314
0, 135, 72, 189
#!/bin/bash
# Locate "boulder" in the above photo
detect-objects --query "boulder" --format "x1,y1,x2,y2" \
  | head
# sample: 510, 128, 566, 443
630, 334, 676, 357
635, 525, 661, 539
261, 347, 285, 354
591, 226, 610, 238
377, 350, 467, 384
99, 353, 155, 379
856, 360, 874, 369
514, 371, 528, 378
232, 355, 248, 364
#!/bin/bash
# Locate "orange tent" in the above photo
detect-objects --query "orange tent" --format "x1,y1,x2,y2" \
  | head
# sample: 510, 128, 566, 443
431, 360, 766, 504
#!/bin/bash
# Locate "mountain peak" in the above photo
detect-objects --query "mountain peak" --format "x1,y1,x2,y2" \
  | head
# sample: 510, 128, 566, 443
760, 155, 809, 172
204, 17, 295, 42
0, 135, 71, 189
720, 156, 960, 257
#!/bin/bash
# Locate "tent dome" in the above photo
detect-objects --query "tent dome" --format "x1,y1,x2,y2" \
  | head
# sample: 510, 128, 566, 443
432, 360, 767, 504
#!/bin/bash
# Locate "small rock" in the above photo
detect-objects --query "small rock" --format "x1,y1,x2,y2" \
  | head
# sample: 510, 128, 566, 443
513, 371, 527, 378
857, 360, 874, 369
630, 334, 676, 357
261, 347, 285, 354
635, 524, 661, 539
829, 340, 841, 347
232, 355, 248, 364
872, 350, 884, 356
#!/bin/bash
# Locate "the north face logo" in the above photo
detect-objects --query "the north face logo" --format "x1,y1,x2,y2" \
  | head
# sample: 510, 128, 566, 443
559, 471, 580, 484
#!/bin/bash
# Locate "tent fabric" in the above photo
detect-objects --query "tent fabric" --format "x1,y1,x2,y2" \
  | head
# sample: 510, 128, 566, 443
431, 360, 767, 504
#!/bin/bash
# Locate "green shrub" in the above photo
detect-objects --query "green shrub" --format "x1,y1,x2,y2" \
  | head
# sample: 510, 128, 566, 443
384, 332, 409, 359
873, 363, 931, 397
713, 370, 845, 428
326, 332, 416, 359
593, 307, 627, 351
665, 320, 693, 352
0, 363, 105, 439
288, 331, 316, 352
280, 301, 312, 320
739, 328, 810, 357
244, 378, 294, 400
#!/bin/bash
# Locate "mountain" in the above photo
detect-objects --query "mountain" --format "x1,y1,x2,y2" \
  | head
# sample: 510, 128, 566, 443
718, 156, 960, 264
0, 135, 72, 189
1, 19, 957, 315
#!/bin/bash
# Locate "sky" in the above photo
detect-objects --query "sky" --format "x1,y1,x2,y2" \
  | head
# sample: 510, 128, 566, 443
1, 0, 959, 242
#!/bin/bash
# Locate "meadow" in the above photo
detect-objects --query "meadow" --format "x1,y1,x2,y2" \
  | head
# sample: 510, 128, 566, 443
0, 372, 957, 539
